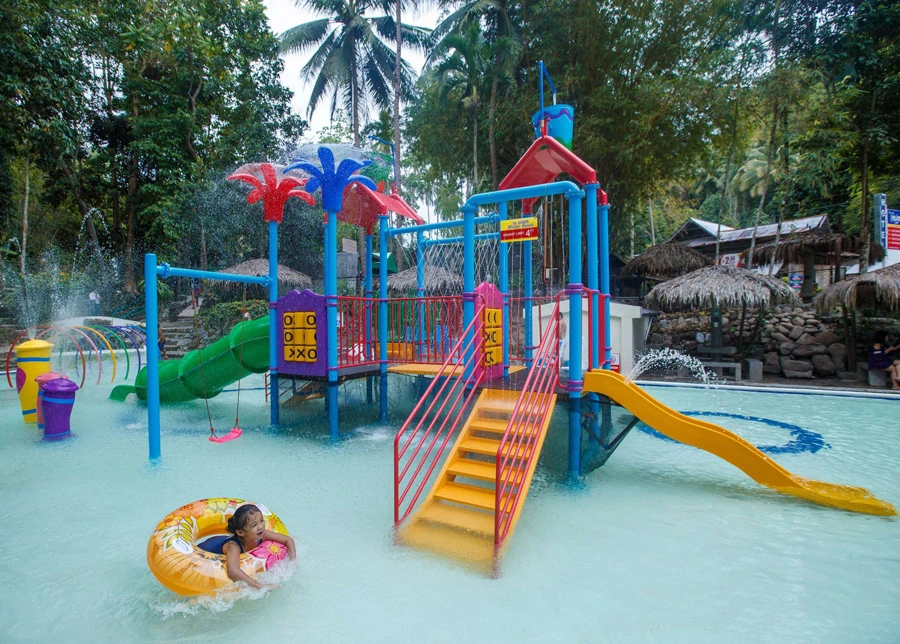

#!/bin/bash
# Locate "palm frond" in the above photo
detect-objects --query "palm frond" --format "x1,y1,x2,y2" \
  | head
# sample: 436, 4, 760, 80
279, 18, 331, 54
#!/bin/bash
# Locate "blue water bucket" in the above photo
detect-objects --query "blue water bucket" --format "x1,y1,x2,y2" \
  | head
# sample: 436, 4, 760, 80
532, 104, 574, 149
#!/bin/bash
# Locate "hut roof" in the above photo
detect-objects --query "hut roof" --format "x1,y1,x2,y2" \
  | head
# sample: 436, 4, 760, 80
387, 265, 463, 295
745, 231, 885, 264
218, 259, 312, 291
813, 261, 900, 313
623, 243, 712, 279
644, 265, 800, 311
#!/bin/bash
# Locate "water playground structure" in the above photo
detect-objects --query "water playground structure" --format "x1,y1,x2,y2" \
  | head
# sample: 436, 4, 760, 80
9, 63, 893, 579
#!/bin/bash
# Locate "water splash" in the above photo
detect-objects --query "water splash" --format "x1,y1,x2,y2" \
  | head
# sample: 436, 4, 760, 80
151, 558, 298, 618
627, 347, 711, 387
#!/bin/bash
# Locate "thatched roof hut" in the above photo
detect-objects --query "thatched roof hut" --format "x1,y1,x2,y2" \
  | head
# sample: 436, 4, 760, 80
644, 265, 800, 311
216, 259, 312, 297
623, 243, 712, 279
387, 265, 463, 295
813, 262, 900, 313
744, 231, 885, 265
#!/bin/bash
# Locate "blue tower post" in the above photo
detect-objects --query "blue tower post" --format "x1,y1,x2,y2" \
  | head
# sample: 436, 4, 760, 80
325, 210, 339, 440
416, 230, 425, 361
524, 228, 534, 367
365, 232, 374, 404
379, 213, 390, 421
584, 184, 600, 436
268, 221, 280, 426
566, 188, 585, 480
145, 254, 161, 463
461, 204, 477, 381
498, 201, 510, 379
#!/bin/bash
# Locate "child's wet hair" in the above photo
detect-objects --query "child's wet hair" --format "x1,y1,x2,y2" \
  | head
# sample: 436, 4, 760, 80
227, 504, 262, 534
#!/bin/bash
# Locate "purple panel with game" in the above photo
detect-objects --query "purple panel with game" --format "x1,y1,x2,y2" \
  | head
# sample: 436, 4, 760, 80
277, 289, 328, 378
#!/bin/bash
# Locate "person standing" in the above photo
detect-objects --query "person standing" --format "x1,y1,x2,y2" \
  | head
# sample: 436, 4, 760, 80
88, 290, 100, 316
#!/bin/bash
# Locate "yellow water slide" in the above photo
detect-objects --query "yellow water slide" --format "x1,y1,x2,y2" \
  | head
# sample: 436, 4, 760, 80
582, 370, 896, 516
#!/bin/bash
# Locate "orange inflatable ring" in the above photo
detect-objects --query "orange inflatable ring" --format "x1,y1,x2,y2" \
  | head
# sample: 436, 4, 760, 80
147, 498, 290, 596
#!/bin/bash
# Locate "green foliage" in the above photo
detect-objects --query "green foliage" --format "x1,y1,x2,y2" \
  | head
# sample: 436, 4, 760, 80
198, 298, 269, 340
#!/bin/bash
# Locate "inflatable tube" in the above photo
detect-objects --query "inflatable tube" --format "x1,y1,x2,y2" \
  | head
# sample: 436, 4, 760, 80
147, 498, 290, 596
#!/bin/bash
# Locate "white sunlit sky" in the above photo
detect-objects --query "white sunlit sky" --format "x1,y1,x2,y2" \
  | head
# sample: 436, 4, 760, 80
262, 0, 443, 136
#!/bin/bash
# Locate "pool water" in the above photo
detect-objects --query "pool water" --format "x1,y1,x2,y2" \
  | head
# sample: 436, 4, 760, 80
1, 375, 898, 643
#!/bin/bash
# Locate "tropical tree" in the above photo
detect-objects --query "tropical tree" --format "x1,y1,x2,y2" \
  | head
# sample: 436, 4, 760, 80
280, 0, 429, 146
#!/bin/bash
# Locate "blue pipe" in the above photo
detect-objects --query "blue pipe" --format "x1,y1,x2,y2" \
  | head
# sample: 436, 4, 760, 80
325, 211, 338, 440
424, 232, 498, 246
585, 184, 599, 370
464, 181, 580, 210
524, 238, 533, 366
268, 222, 279, 426
416, 230, 425, 360
498, 201, 509, 379
156, 264, 268, 286
567, 190, 584, 480
145, 254, 160, 463
387, 213, 499, 237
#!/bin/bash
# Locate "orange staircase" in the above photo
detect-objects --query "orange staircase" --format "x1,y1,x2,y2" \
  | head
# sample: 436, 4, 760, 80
397, 389, 556, 571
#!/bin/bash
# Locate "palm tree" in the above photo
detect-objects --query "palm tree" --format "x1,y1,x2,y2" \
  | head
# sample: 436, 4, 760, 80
432, 22, 488, 192
280, 0, 429, 146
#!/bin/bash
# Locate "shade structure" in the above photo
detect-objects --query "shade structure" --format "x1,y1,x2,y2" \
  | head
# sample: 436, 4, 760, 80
216, 259, 312, 296
387, 265, 464, 295
744, 231, 885, 265
813, 261, 900, 313
623, 243, 712, 280
644, 265, 800, 311
339, 182, 424, 233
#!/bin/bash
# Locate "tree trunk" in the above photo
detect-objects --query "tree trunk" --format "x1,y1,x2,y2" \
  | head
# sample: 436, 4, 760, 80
58, 155, 102, 253
124, 98, 140, 294
472, 105, 478, 191
21, 154, 29, 275
858, 139, 871, 273
489, 77, 499, 189
200, 222, 207, 271
351, 35, 360, 147
648, 198, 656, 245
393, 0, 402, 195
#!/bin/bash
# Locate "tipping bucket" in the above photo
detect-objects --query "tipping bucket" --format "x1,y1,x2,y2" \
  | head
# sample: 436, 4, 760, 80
15, 339, 53, 424
35, 372, 67, 430
531, 104, 574, 149
41, 378, 79, 441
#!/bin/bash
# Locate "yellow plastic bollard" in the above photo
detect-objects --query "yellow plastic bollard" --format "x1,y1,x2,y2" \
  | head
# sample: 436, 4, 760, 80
15, 339, 53, 424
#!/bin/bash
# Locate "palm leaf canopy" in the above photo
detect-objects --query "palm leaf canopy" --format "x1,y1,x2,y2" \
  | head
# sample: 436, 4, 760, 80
623, 243, 712, 279
388, 265, 463, 295
744, 231, 885, 264
644, 265, 800, 311
813, 262, 900, 313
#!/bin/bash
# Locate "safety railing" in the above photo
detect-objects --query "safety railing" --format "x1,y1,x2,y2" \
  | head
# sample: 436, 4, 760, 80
336, 296, 379, 368
393, 298, 486, 526
494, 301, 560, 546
507, 296, 554, 363
556, 288, 608, 389
379, 295, 465, 366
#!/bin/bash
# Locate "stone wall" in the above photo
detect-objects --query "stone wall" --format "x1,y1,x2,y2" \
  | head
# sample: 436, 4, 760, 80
647, 305, 848, 379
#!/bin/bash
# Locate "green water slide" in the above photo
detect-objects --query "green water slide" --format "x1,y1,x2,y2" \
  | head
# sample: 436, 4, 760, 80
110, 316, 270, 403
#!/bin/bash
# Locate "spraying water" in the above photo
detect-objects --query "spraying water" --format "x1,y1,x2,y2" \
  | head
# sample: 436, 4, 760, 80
627, 347, 712, 387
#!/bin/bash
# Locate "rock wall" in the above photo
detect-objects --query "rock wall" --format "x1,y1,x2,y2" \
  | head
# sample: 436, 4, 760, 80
647, 305, 847, 379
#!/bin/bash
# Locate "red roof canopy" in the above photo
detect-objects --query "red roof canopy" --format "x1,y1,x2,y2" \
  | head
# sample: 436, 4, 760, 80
339, 182, 424, 234
499, 135, 598, 213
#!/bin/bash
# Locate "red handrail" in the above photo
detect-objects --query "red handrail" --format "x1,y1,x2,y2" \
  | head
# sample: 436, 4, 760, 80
393, 298, 486, 526
494, 301, 561, 546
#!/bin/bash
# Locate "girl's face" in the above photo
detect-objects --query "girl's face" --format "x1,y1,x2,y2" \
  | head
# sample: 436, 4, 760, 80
236, 511, 266, 543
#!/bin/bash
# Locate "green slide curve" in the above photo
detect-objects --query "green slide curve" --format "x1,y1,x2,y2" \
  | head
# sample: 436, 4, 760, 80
110, 316, 270, 403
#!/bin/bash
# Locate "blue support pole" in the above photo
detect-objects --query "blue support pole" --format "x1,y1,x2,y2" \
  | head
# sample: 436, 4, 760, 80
584, 184, 600, 438
145, 254, 161, 463
524, 236, 533, 367
417, 230, 425, 361
498, 201, 510, 379
365, 232, 374, 403
379, 214, 389, 421
462, 204, 476, 381
567, 189, 585, 480
325, 211, 339, 440
599, 199, 611, 367
268, 222, 280, 427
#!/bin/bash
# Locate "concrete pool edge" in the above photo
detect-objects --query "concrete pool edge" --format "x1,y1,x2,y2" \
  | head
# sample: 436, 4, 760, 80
635, 379, 900, 401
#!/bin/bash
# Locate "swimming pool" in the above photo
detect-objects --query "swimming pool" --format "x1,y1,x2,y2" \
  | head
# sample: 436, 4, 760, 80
1, 376, 898, 643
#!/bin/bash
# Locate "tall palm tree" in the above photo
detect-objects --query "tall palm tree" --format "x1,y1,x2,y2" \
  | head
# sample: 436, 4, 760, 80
433, 22, 488, 192
280, 0, 429, 146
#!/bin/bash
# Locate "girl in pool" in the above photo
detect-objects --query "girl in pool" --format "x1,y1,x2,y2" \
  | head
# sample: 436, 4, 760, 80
868, 330, 900, 390
200, 504, 296, 589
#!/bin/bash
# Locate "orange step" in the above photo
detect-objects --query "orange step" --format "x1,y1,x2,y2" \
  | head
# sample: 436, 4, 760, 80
433, 482, 508, 511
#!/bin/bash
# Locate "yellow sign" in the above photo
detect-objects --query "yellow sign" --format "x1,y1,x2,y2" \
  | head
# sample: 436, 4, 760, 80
283, 311, 317, 362
485, 308, 502, 328
500, 217, 538, 243
483, 347, 502, 366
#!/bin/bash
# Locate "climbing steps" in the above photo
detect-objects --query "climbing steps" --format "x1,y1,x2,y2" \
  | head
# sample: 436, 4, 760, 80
397, 388, 556, 572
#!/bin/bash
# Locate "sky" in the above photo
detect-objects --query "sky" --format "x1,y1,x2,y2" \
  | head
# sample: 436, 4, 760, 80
261, 0, 443, 135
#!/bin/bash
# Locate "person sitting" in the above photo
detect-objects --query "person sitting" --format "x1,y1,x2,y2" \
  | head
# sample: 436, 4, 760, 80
199, 504, 296, 590
867, 330, 900, 390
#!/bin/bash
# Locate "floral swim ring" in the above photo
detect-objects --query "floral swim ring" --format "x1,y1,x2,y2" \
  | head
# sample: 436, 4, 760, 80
147, 498, 290, 596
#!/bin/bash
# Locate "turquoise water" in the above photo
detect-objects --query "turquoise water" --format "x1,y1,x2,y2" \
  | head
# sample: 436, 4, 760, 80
1, 373, 898, 643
